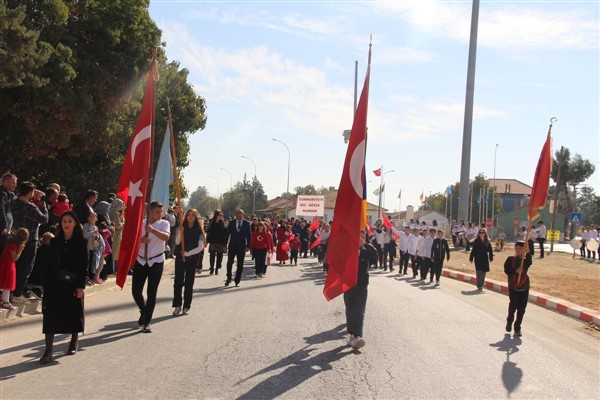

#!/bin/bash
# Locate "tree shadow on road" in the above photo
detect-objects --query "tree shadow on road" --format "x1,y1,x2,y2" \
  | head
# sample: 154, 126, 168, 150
236, 324, 352, 400
490, 333, 523, 397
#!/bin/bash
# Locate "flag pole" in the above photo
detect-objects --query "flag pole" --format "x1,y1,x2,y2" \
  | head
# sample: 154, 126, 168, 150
144, 48, 159, 261
167, 98, 186, 260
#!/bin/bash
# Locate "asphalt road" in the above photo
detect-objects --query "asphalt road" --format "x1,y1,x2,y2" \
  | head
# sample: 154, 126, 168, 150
1, 254, 599, 399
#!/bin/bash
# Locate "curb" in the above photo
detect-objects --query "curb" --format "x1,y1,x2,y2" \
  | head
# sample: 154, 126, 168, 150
0, 259, 175, 324
442, 269, 600, 326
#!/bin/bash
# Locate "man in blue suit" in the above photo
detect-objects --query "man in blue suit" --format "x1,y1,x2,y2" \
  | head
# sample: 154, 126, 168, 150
225, 209, 252, 287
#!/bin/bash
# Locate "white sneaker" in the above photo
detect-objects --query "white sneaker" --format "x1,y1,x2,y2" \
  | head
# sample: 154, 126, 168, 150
182, 308, 189, 315
435, 281, 440, 286
173, 307, 181, 315
11, 295, 30, 304
347, 335, 355, 346
351, 336, 366, 350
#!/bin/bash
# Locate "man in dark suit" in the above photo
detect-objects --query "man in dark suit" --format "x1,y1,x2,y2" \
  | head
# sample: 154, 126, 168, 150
225, 209, 252, 287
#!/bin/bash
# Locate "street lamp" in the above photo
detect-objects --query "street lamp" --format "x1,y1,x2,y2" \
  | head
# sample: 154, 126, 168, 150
492, 144, 498, 238
208, 175, 220, 200
272, 138, 290, 196
220, 167, 233, 190
241, 155, 257, 215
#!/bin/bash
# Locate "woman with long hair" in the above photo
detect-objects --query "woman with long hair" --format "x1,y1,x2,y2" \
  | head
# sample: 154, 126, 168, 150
40, 211, 88, 364
206, 209, 227, 275
172, 208, 205, 315
469, 228, 494, 291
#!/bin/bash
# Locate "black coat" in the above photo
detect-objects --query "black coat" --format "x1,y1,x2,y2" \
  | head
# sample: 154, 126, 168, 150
42, 235, 87, 334
206, 220, 227, 245
469, 238, 494, 272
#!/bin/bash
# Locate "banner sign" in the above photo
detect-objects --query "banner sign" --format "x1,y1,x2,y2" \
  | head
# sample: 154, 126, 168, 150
295, 196, 325, 217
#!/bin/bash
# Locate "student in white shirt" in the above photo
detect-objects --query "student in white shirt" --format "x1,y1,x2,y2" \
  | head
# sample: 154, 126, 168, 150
397, 226, 411, 275
535, 221, 547, 258
408, 228, 422, 278
132, 201, 170, 333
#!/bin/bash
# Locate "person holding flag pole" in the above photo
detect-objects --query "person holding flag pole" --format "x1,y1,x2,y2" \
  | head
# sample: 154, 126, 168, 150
323, 38, 377, 351
505, 118, 554, 337
115, 49, 170, 333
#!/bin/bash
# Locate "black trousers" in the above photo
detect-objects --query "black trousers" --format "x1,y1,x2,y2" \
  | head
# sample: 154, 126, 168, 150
400, 251, 410, 273
432, 260, 444, 282
132, 261, 164, 326
528, 239, 535, 256
173, 255, 198, 309
209, 251, 223, 270
384, 246, 395, 269
344, 285, 368, 338
507, 289, 529, 331
226, 248, 246, 284
253, 248, 267, 275
410, 255, 419, 277
580, 240, 586, 257
301, 240, 309, 257
290, 250, 298, 264
14, 240, 38, 296
420, 257, 432, 281
537, 238, 545, 258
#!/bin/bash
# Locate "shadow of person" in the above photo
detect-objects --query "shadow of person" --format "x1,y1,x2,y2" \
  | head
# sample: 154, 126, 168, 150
490, 334, 523, 397
461, 289, 484, 296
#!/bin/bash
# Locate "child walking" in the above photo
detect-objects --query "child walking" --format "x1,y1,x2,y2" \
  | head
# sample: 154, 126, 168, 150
289, 234, 301, 266
504, 241, 533, 337
430, 229, 450, 286
0, 228, 30, 310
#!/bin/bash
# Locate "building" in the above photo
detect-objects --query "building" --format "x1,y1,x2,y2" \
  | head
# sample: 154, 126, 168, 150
486, 179, 532, 213
496, 205, 565, 241
259, 190, 383, 223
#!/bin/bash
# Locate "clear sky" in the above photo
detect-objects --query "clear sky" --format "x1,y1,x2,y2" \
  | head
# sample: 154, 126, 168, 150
149, 0, 599, 212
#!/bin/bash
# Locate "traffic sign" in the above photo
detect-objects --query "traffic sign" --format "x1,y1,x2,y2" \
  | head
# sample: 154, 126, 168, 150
547, 230, 560, 241
570, 212, 582, 225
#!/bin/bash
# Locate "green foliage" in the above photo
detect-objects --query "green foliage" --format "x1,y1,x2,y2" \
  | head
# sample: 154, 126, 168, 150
551, 147, 596, 218
0, 0, 206, 203
221, 174, 268, 217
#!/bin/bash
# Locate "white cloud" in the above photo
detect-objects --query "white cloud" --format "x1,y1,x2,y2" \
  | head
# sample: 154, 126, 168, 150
372, 1, 598, 50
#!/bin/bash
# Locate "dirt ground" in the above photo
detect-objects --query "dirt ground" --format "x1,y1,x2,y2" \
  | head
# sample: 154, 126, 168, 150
444, 243, 600, 312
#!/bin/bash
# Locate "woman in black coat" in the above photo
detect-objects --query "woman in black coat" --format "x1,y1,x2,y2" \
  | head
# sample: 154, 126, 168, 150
469, 229, 494, 291
40, 211, 88, 364
206, 209, 227, 275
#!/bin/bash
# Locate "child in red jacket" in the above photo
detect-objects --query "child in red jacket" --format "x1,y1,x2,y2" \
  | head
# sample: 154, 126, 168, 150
251, 222, 274, 277
290, 234, 301, 266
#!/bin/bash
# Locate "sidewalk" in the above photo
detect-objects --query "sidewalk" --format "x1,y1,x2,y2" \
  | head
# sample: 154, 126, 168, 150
0, 259, 175, 324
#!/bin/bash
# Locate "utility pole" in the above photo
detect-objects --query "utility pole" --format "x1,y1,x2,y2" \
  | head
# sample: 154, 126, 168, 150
550, 146, 564, 253
457, 0, 480, 224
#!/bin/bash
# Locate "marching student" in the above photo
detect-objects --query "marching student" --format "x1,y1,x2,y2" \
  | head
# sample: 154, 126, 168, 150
535, 220, 547, 258
407, 228, 421, 278
430, 229, 450, 286
289, 233, 301, 266
398, 226, 411, 275
421, 228, 436, 282
251, 222, 274, 277
504, 241, 533, 337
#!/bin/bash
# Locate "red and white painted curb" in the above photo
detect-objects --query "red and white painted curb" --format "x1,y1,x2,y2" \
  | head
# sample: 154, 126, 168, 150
442, 269, 600, 326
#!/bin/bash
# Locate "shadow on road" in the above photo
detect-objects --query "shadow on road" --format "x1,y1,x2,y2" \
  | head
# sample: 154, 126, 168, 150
461, 289, 484, 296
490, 333, 523, 397
236, 324, 352, 399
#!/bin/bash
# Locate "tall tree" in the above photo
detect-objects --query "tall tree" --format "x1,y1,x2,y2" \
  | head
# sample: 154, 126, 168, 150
0, 0, 206, 202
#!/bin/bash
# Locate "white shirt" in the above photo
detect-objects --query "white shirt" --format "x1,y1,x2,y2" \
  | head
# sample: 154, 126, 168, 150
422, 236, 434, 259
136, 218, 170, 266
536, 224, 547, 239
407, 234, 420, 255
417, 235, 428, 257
398, 231, 410, 252
581, 230, 590, 240
372, 230, 386, 249
589, 229, 599, 240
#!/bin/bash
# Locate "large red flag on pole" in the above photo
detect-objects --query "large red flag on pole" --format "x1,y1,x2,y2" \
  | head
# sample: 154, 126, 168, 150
115, 53, 159, 288
323, 41, 372, 301
527, 120, 554, 223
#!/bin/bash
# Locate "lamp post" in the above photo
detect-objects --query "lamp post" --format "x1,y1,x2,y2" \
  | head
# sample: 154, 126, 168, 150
272, 138, 290, 196
241, 155, 257, 215
491, 144, 498, 238
219, 168, 233, 191
208, 175, 220, 201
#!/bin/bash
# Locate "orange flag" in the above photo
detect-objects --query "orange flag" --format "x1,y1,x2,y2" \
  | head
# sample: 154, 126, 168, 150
528, 130, 553, 222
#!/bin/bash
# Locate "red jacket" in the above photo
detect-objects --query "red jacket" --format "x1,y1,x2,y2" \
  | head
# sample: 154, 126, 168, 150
251, 231, 274, 251
289, 238, 301, 251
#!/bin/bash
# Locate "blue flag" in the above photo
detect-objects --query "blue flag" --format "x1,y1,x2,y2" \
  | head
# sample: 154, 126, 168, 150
150, 126, 174, 208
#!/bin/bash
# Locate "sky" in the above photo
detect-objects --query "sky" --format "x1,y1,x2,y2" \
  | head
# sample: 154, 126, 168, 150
149, 0, 599, 212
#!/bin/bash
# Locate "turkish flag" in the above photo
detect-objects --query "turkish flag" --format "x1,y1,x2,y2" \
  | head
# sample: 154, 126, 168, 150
365, 219, 374, 237
310, 233, 322, 249
323, 44, 371, 301
308, 216, 320, 232
373, 168, 381, 177
381, 210, 399, 241
115, 55, 159, 288
528, 131, 552, 222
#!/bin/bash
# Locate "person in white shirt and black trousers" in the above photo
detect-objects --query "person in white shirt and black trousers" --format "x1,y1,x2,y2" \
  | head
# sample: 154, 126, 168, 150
132, 201, 170, 333
535, 220, 547, 259
224, 209, 252, 287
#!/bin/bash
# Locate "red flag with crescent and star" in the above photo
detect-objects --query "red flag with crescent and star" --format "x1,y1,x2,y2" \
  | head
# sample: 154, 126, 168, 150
115, 54, 160, 288
323, 42, 371, 301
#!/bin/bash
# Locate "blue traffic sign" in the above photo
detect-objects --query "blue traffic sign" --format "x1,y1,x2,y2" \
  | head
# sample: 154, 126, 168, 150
570, 212, 582, 225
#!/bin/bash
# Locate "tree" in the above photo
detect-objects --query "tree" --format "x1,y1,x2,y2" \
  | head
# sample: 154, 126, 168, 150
221, 175, 268, 217
187, 186, 218, 217
0, 0, 206, 203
